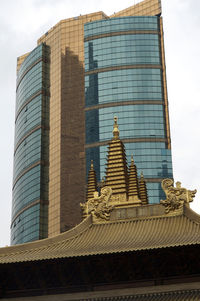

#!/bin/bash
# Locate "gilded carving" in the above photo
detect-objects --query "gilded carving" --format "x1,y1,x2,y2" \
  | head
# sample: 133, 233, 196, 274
80, 187, 114, 221
160, 179, 197, 213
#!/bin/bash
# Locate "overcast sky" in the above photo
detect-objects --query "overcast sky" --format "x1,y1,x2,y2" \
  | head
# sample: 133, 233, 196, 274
0, 0, 199, 247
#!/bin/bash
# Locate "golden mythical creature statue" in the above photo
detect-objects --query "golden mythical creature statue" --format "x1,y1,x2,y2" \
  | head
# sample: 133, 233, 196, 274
160, 178, 197, 213
80, 186, 114, 221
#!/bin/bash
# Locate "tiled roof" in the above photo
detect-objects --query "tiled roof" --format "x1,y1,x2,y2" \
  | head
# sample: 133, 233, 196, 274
78, 290, 200, 300
0, 205, 200, 264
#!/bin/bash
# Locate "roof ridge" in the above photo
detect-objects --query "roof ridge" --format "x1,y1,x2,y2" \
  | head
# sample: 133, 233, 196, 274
91, 209, 185, 227
184, 205, 200, 224
1, 207, 200, 264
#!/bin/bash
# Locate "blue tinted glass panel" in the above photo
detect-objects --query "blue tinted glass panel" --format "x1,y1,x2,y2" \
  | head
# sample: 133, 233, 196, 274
85, 34, 160, 72
85, 16, 159, 38
85, 68, 163, 106
11, 203, 48, 245
12, 43, 49, 245
15, 95, 42, 146
12, 165, 41, 217
16, 61, 43, 111
17, 44, 43, 82
11, 204, 40, 245
86, 105, 165, 144
13, 129, 42, 181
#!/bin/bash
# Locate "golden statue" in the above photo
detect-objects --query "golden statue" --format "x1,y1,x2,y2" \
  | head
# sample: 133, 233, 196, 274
80, 187, 114, 221
160, 179, 197, 213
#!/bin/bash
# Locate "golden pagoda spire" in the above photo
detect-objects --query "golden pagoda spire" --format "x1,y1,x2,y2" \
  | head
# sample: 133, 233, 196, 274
81, 117, 151, 219
139, 172, 149, 205
128, 155, 141, 204
105, 117, 128, 198
113, 116, 120, 140
86, 160, 98, 201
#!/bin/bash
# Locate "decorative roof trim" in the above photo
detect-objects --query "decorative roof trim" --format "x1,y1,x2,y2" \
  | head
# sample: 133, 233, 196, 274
1, 205, 200, 264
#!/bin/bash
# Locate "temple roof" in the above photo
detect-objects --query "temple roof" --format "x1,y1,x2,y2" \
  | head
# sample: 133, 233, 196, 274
1, 117, 197, 265
0, 204, 200, 264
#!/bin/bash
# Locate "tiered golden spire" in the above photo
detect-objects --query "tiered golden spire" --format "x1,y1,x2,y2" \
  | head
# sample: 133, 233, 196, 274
86, 160, 98, 201
105, 117, 128, 196
83, 117, 149, 219
128, 155, 141, 205
139, 172, 149, 205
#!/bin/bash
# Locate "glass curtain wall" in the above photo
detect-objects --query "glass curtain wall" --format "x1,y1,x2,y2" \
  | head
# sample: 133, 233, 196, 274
84, 16, 173, 203
11, 44, 50, 245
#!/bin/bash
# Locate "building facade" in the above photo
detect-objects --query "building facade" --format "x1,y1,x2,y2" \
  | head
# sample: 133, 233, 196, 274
85, 16, 172, 203
11, 0, 173, 244
11, 44, 49, 245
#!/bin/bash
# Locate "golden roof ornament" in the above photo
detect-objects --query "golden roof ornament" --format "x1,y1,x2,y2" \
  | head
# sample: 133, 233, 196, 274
128, 154, 141, 205
80, 187, 114, 222
113, 116, 120, 140
139, 172, 148, 205
105, 116, 128, 197
86, 160, 98, 202
91, 160, 94, 169
160, 179, 197, 213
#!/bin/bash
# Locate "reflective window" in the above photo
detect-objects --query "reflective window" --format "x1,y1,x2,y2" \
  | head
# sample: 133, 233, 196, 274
13, 129, 42, 181
15, 95, 43, 146
85, 16, 159, 38
85, 68, 163, 106
85, 34, 160, 72
12, 165, 41, 217
10, 203, 48, 245
86, 105, 165, 144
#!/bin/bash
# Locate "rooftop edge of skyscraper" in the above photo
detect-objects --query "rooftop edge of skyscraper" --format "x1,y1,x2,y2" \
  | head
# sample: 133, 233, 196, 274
37, 0, 161, 45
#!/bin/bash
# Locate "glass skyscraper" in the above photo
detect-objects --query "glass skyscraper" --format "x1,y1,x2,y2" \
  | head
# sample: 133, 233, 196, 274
11, 0, 173, 245
85, 16, 173, 203
11, 44, 49, 244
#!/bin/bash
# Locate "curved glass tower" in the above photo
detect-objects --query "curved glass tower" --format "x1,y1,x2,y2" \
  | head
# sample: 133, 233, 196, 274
85, 16, 173, 203
11, 44, 50, 245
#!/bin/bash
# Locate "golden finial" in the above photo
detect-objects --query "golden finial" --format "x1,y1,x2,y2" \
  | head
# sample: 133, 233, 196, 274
128, 154, 140, 201
86, 160, 98, 202
91, 160, 94, 169
113, 116, 120, 140
139, 172, 148, 205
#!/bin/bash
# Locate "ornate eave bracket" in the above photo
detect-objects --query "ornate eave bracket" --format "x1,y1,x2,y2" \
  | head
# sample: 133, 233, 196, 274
160, 178, 197, 214
80, 187, 114, 222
